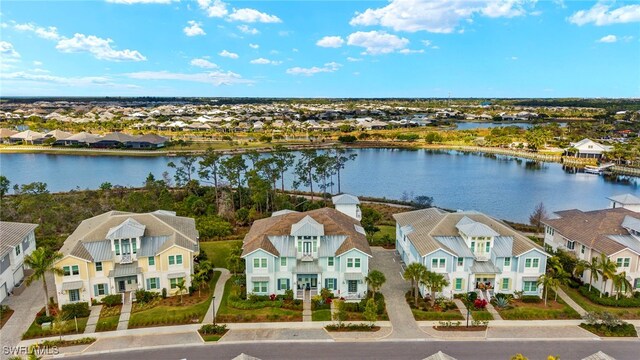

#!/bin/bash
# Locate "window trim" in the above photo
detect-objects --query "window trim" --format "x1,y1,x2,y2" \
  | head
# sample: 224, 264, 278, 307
95, 262, 102, 272
71, 265, 80, 276
328, 257, 334, 267
148, 256, 155, 266
504, 257, 511, 267
457, 257, 464, 267
455, 278, 463, 291
280, 257, 287, 267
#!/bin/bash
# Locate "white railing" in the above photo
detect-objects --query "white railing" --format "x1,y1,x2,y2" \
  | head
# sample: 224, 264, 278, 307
120, 254, 132, 264
474, 254, 489, 262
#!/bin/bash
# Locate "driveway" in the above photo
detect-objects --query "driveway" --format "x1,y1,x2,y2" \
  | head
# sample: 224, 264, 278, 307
370, 247, 424, 339
1, 273, 54, 360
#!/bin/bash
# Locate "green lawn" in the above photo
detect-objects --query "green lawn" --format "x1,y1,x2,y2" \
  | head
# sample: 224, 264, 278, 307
312, 309, 332, 321
497, 297, 581, 320
412, 309, 464, 321
471, 311, 493, 321
561, 286, 640, 319
22, 317, 89, 340
371, 225, 396, 246
128, 271, 221, 328
200, 240, 242, 269
95, 305, 121, 332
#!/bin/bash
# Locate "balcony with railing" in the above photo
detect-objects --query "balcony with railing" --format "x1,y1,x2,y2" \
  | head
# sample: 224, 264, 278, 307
120, 254, 132, 264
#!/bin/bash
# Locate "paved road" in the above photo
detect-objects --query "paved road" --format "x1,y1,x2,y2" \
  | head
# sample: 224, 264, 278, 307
370, 247, 422, 339
62, 340, 640, 360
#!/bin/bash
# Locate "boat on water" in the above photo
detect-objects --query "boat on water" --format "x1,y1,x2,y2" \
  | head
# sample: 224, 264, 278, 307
583, 163, 615, 175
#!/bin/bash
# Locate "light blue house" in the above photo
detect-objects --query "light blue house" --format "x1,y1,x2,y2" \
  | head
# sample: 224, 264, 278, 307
242, 196, 372, 300
393, 208, 548, 299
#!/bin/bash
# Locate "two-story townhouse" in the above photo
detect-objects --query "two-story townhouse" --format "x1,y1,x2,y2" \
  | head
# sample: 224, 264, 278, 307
54, 210, 199, 306
394, 208, 548, 299
242, 195, 372, 301
0, 222, 38, 302
543, 206, 640, 294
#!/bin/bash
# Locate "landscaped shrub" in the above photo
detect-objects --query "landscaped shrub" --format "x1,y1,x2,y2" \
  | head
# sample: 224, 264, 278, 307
101, 294, 122, 306
473, 299, 488, 310
581, 311, 638, 337
578, 286, 640, 307
284, 289, 294, 301
134, 290, 157, 304
200, 324, 227, 335
161, 288, 167, 299
521, 295, 542, 303
35, 315, 54, 325
61, 302, 90, 318
325, 323, 375, 331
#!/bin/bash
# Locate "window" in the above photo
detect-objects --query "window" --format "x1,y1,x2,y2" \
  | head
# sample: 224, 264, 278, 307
617, 258, 630, 268
485, 242, 490, 252
15, 245, 21, 256
297, 241, 303, 252
146, 278, 159, 290
532, 259, 539, 268
470, 242, 475, 252
95, 262, 102, 272
176, 255, 183, 264
326, 278, 336, 290
95, 283, 107, 296
501, 278, 510, 290
278, 278, 289, 290
328, 257, 334, 267
635, 279, 640, 289
355, 258, 361, 268
253, 258, 267, 268
455, 278, 463, 291
431, 258, 445, 269
252, 281, 268, 293
523, 281, 537, 292
132, 240, 137, 254
69, 289, 80, 302
280, 257, 287, 267
567, 240, 575, 250
504, 257, 511, 267
114, 240, 120, 256
313, 241, 317, 253
170, 277, 184, 289
169, 256, 175, 265
148, 257, 155, 266
457, 257, 464, 267
525, 258, 539, 268
581, 245, 586, 254
63, 266, 71, 276
347, 258, 355, 268
71, 265, 79, 275
348, 280, 357, 293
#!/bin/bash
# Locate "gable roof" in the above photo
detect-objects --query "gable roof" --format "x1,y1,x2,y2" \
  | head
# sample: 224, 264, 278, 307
393, 208, 542, 257
543, 207, 638, 256
59, 211, 198, 260
332, 193, 360, 205
608, 193, 640, 205
0, 221, 38, 257
241, 207, 371, 257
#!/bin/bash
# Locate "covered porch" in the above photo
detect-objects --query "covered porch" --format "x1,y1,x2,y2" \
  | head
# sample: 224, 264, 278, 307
108, 262, 142, 293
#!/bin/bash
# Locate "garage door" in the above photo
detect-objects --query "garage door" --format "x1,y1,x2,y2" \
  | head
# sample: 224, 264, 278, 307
0, 283, 7, 303
13, 265, 25, 286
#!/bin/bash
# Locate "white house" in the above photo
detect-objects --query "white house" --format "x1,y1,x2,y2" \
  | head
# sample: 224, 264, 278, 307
332, 193, 362, 221
1, 222, 38, 303
394, 209, 548, 299
567, 138, 613, 159
242, 196, 372, 300
53, 210, 199, 306
608, 193, 640, 213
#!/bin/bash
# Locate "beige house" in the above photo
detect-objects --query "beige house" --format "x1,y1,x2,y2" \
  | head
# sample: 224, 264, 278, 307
54, 210, 199, 306
543, 207, 640, 294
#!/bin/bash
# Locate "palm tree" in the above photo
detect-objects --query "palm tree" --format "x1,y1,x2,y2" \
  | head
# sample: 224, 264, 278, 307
584, 257, 600, 292
403, 263, 427, 307
364, 270, 386, 298
23, 247, 64, 316
191, 271, 207, 298
420, 271, 450, 307
612, 272, 632, 300
537, 273, 553, 306
552, 270, 570, 302
175, 279, 187, 304
596, 254, 617, 298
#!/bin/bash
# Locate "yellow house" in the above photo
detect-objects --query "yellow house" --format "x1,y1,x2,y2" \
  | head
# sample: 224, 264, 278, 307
54, 210, 199, 306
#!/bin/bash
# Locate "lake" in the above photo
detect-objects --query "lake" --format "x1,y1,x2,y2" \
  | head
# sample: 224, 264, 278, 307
453, 122, 567, 130
1, 149, 637, 223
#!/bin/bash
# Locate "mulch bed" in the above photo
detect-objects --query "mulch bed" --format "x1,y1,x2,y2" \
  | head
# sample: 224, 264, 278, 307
0, 309, 15, 329
433, 326, 487, 332
325, 326, 380, 332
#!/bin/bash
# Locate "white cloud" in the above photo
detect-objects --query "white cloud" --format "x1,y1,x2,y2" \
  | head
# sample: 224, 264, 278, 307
569, 2, 640, 26
622, 35, 634, 42
33, 60, 43, 66
190, 58, 218, 68
350, 0, 528, 34
250, 57, 281, 65
125, 70, 252, 86
0, 71, 133, 88
184, 20, 206, 37
219, 49, 239, 59
346, 31, 409, 55
316, 36, 345, 48
249, 43, 259, 49
292, 48, 299, 52
347, 57, 362, 62
399, 48, 425, 54
286, 62, 341, 76
598, 34, 617, 43
421, 40, 432, 47
56, 33, 147, 62
106, 0, 176, 3
510, 56, 518, 60
198, 0, 228, 18
228, 8, 282, 23
0, 41, 20, 59
13, 22, 61, 40
237, 25, 259, 35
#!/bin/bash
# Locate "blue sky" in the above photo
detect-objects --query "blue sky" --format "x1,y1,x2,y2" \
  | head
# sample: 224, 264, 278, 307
1, 0, 639, 97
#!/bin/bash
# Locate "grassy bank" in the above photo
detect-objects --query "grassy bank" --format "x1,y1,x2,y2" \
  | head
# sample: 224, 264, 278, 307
200, 240, 242, 270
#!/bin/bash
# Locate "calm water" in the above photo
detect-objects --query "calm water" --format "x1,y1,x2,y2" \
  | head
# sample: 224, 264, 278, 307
454, 122, 567, 130
1, 149, 637, 223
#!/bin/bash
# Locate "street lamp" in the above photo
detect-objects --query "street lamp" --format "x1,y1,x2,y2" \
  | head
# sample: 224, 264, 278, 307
212, 295, 216, 326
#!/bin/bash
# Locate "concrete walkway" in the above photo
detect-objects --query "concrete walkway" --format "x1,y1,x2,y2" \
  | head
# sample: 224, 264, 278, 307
453, 299, 473, 321
206, 268, 231, 324
116, 293, 131, 331
370, 247, 422, 339
0, 272, 54, 360
83, 305, 103, 334
302, 290, 312, 322
557, 287, 588, 317
485, 302, 503, 320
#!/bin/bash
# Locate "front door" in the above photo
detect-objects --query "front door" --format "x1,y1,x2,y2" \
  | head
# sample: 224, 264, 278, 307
297, 275, 318, 290
118, 280, 126, 292
348, 280, 357, 293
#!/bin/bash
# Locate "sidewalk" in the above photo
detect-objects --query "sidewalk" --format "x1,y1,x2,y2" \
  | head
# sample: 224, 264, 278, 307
556, 287, 588, 317
83, 305, 102, 334
205, 268, 230, 324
